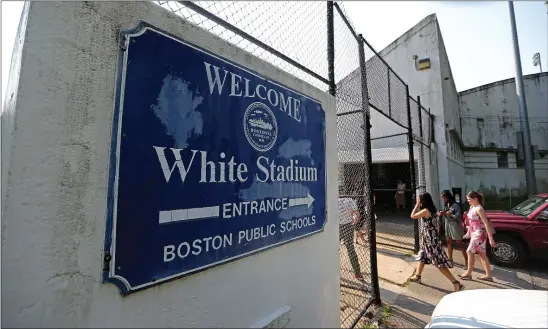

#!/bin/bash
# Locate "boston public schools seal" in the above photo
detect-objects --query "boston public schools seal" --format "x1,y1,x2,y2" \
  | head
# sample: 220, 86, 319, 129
243, 102, 278, 152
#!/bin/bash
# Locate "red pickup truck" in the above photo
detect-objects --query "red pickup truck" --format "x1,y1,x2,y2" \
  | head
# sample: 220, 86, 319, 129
463, 193, 548, 268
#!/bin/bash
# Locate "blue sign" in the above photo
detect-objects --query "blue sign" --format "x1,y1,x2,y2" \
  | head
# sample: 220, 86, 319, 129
104, 23, 326, 295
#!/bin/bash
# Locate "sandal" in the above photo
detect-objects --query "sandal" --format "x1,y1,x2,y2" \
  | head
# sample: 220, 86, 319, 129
409, 274, 422, 283
458, 273, 473, 280
452, 280, 465, 292
478, 276, 494, 282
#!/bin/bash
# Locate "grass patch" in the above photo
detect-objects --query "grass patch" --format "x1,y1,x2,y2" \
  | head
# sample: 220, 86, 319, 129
362, 322, 377, 329
361, 305, 393, 329
380, 305, 392, 323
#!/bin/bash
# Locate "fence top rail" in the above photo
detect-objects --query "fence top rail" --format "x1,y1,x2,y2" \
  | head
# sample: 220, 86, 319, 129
176, 1, 330, 85
333, 2, 359, 41
409, 95, 432, 114
333, 1, 408, 89
422, 108, 432, 119
358, 35, 407, 87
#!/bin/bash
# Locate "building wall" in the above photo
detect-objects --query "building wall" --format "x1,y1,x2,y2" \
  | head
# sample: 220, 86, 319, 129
336, 103, 407, 155
378, 15, 442, 114
339, 14, 548, 202
436, 23, 465, 200
460, 73, 548, 151
335, 71, 407, 152
334, 15, 465, 204
377, 14, 458, 206
460, 73, 548, 197
464, 151, 548, 197
437, 25, 462, 138
1, 1, 339, 327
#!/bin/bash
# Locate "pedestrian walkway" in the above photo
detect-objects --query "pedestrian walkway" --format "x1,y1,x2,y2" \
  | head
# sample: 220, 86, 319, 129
368, 247, 548, 328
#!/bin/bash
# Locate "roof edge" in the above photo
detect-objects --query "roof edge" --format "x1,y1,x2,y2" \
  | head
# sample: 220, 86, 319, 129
458, 72, 548, 95
378, 13, 438, 58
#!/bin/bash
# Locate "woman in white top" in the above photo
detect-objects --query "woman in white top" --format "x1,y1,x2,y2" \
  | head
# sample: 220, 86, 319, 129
395, 180, 406, 211
338, 196, 364, 281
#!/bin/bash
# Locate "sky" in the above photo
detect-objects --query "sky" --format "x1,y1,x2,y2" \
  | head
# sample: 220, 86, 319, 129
342, 1, 548, 92
2, 1, 25, 107
2, 1, 547, 107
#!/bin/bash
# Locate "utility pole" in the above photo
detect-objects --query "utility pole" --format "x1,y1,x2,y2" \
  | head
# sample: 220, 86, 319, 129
508, 1, 537, 196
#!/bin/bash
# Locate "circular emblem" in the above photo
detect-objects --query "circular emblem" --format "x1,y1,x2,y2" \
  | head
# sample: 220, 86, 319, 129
243, 102, 278, 152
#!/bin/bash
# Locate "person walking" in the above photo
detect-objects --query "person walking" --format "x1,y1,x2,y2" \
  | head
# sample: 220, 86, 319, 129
395, 180, 406, 212
409, 192, 465, 292
355, 187, 376, 245
438, 190, 468, 266
355, 187, 368, 246
458, 191, 496, 282
339, 194, 364, 281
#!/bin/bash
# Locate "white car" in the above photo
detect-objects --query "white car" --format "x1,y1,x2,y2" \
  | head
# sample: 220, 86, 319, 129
425, 289, 548, 328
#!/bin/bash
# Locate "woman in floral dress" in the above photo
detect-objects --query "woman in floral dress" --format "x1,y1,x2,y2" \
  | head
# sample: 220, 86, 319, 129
409, 192, 465, 292
458, 191, 496, 282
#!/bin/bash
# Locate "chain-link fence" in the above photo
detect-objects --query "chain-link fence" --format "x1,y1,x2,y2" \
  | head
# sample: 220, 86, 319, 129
332, 4, 378, 327
409, 96, 436, 248
158, 1, 435, 327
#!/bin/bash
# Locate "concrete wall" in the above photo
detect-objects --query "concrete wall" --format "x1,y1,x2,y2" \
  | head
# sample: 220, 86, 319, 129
1, 2, 29, 216
459, 73, 548, 151
1, 2, 339, 327
336, 102, 407, 154
376, 14, 457, 205
335, 15, 458, 202
436, 22, 465, 201
464, 151, 548, 197
428, 147, 441, 206
335, 72, 407, 148
436, 25, 461, 139
460, 73, 548, 197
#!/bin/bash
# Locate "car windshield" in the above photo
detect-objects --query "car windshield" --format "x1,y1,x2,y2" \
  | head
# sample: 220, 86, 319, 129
509, 196, 548, 216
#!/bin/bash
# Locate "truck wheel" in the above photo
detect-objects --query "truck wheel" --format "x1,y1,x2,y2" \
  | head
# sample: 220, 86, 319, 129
488, 235, 527, 268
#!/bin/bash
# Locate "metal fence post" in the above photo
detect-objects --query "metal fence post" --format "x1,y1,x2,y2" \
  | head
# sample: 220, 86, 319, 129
406, 87, 419, 253
327, 1, 336, 96
417, 96, 426, 188
417, 97, 423, 142
387, 68, 391, 118
358, 34, 381, 306
428, 108, 434, 144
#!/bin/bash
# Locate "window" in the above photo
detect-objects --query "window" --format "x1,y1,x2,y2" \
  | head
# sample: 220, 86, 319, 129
510, 196, 548, 216
497, 152, 509, 168
516, 151, 524, 168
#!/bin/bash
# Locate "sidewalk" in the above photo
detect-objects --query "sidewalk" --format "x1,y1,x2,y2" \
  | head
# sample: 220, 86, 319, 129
369, 246, 548, 328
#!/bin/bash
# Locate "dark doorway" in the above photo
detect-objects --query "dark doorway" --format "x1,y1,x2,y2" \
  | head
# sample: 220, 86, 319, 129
371, 162, 411, 213
342, 162, 412, 213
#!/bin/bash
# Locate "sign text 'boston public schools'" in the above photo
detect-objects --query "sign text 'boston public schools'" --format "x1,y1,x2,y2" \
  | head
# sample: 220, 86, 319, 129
104, 23, 326, 294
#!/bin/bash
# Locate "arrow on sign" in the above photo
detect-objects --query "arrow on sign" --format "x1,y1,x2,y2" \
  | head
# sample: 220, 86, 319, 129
159, 193, 315, 224
159, 206, 220, 224
288, 193, 315, 208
